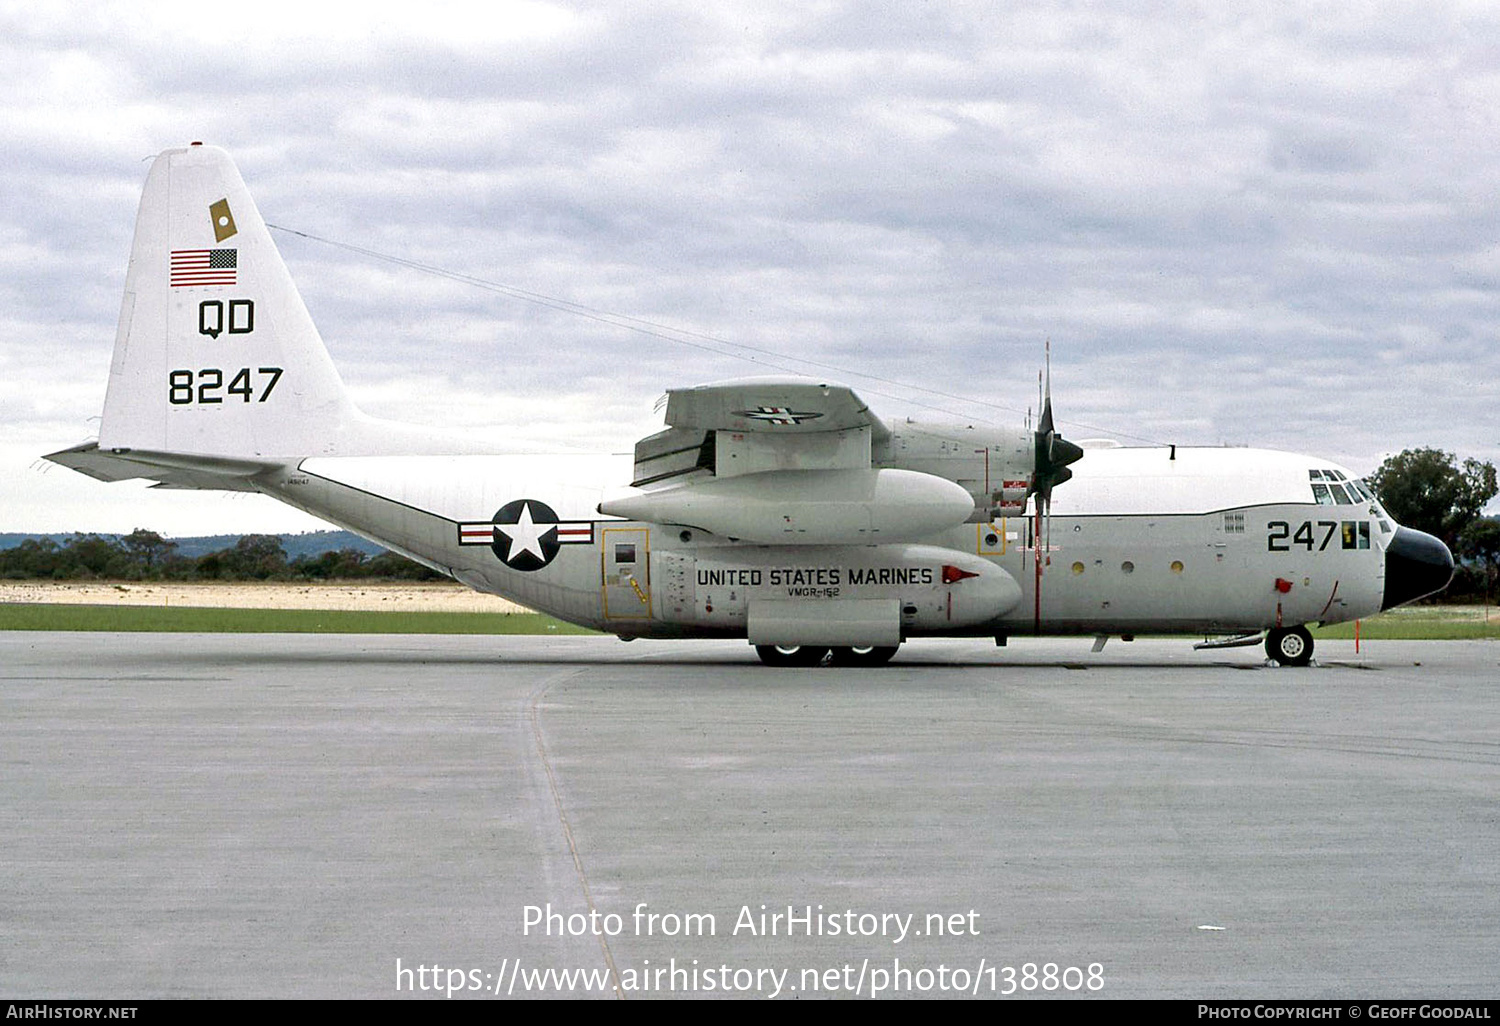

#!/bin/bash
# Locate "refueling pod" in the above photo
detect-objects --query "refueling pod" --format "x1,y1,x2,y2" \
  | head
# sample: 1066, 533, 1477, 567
599, 468, 976, 545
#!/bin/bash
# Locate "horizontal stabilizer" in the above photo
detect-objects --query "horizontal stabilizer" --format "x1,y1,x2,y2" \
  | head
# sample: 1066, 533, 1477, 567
43, 441, 277, 492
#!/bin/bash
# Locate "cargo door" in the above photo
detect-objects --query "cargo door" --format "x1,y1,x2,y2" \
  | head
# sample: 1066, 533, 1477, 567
601, 527, 652, 621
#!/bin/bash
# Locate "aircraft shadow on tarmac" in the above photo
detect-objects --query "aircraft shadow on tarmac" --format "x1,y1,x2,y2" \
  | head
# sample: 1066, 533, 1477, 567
142, 646, 1375, 672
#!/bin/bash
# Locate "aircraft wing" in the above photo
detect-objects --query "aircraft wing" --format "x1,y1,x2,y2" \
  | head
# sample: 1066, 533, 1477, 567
607, 378, 982, 544
659, 378, 890, 438
630, 378, 890, 488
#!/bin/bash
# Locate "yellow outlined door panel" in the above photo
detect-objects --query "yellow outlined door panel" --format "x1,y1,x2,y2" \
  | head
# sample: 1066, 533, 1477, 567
602, 527, 652, 619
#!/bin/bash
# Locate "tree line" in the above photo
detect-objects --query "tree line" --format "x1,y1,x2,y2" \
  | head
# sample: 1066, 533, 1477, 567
0, 531, 446, 583
1369, 448, 1498, 603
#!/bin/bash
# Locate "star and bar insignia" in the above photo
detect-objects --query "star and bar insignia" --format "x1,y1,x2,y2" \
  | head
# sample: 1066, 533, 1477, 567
457, 499, 594, 571
733, 406, 824, 426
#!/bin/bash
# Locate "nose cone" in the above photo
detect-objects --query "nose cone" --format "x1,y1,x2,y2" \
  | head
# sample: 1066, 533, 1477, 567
1382, 526, 1455, 611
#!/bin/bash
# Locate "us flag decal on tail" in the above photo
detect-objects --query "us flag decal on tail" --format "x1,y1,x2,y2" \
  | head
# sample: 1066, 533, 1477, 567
170, 248, 237, 287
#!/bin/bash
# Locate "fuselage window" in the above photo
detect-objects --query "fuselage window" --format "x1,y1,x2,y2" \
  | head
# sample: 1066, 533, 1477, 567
615, 543, 637, 564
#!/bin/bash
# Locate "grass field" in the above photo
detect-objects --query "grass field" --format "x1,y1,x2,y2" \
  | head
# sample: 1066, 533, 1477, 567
0, 603, 598, 635
1, 600, 1496, 639
1312, 604, 1500, 641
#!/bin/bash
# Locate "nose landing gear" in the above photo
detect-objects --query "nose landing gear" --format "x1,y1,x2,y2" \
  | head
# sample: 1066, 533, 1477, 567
1265, 625, 1314, 666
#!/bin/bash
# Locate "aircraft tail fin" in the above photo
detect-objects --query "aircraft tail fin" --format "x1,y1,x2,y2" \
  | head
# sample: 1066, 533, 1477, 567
97, 144, 359, 460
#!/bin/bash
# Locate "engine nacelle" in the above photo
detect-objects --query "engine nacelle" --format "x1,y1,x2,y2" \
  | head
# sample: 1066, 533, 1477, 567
875, 421, 1035, 520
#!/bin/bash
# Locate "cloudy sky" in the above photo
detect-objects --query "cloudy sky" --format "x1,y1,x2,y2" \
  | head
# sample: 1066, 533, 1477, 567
4, 0, 1498, 535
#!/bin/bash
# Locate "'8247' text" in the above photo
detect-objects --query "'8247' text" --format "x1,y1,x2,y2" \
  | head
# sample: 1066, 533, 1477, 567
167, 367, 283, 405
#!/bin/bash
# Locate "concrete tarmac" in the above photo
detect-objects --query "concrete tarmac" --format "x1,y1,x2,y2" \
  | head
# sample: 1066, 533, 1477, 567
2, 631, 1497, 999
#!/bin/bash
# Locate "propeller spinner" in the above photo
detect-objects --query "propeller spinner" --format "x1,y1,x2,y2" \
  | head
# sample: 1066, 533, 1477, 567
1033, 396, 1084, 505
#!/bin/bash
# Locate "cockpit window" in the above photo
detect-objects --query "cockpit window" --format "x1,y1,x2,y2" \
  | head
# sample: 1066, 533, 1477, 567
1308, 470, 1366, 504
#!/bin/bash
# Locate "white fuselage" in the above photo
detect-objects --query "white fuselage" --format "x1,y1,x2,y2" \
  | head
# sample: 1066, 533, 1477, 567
260, 444, 1391, 640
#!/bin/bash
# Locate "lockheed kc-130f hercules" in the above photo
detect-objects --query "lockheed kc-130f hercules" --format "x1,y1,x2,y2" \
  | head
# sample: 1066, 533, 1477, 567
46, 144, 1456, 667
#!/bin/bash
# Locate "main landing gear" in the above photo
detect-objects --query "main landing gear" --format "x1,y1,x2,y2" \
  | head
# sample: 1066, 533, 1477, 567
754, 645, 900, 667
1265, 625, 1314, 666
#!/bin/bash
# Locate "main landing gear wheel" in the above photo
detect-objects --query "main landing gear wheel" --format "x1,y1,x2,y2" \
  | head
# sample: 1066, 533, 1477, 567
829, 646, 899, 667
1265, 626, 1314, 666
755, 645, 831, 667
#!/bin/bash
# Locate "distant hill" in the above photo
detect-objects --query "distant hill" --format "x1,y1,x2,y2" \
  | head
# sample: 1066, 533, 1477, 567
0, 530, 389, 560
